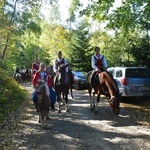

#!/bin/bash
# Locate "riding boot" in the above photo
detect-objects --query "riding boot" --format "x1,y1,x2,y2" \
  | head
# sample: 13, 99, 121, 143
51, 102, 55, 111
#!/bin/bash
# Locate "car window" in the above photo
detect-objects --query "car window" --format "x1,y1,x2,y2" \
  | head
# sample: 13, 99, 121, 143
108, 69, 114, 75
73, 72, 86, 77
116, 70, 122, 77
125, 69, 150, 78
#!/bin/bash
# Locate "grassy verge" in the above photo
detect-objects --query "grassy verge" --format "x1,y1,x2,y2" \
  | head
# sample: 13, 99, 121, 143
0, 71, 27, 128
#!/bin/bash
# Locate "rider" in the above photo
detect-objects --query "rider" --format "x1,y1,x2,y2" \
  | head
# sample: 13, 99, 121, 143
31, 57, 40, 77
46, 66, 56, 111
91, 46, 108, 93
32, 63, 51, 112
53, 51, 68, 83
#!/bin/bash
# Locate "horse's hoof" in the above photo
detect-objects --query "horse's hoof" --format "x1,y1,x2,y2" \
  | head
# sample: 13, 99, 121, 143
90, 107, 94, 111
58, 110, 61, 113
38, 120, 42, 123
66, 109, 69, 112
95, 110, 98, 114
46, 116, 50, 120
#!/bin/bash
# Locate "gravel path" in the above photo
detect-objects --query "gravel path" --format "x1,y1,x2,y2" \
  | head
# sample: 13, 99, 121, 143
1, 84, 150, 150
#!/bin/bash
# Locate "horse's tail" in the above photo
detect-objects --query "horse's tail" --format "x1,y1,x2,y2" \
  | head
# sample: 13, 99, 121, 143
86, 71, 92, 84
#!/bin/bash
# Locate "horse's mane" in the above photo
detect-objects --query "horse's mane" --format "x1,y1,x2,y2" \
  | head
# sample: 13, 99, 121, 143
104, 70, 119, 93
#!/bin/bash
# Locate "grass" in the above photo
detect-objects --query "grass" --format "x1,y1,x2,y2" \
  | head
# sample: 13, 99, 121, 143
0, 71, 27, 128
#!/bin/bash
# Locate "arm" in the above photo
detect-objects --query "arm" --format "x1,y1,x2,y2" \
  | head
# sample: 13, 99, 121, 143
32, 73, 38, 87
102, 56, 108, 69
53, 60, 57, 73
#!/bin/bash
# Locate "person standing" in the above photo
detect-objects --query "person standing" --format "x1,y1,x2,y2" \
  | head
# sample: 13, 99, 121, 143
91, 46, 108, 93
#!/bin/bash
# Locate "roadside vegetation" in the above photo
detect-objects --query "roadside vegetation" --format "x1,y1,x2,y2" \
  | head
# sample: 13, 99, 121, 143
0, 71, 26, 128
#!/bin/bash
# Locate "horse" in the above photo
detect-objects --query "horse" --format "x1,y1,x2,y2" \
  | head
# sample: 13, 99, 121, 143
21, 70, 32, 84
53, 64, 69, 113
36, 79, 51, 127
67, 69, 74, 99
61, 70, 74, 100
14, 73, 22, 84
86, 70, 121, 115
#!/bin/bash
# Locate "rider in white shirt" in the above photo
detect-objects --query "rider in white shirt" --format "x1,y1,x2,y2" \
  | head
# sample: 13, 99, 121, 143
91, 46, 108, 93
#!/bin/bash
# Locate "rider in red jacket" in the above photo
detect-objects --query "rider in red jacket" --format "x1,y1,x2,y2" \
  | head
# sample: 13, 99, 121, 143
32, 63, 52, 111
31, 57, 40, 77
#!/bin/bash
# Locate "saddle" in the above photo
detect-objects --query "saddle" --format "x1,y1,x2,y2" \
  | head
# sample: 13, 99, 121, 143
91, 71, 100, 83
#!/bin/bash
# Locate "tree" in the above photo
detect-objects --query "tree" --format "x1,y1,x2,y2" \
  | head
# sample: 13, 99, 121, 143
70, 20, 92, 71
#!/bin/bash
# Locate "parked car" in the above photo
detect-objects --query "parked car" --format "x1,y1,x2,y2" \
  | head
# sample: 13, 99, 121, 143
72, 71, 87, 90
107, 67, 150, 97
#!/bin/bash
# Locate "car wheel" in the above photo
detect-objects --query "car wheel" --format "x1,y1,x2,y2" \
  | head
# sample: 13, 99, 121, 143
74, 82, 80, 90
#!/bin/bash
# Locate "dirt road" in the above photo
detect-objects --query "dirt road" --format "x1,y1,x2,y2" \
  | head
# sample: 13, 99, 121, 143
1, 84, 150, 150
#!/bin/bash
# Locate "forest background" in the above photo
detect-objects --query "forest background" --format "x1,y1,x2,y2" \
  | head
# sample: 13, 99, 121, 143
0, 0, 150, 74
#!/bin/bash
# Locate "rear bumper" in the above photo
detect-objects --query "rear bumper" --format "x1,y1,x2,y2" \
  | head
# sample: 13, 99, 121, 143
119, 88, 150, 97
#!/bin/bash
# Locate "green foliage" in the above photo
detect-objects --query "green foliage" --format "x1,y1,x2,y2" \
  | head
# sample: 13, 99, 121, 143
0, 71, 26, 126
69, 20, 92, 71
128, 38, 150, 67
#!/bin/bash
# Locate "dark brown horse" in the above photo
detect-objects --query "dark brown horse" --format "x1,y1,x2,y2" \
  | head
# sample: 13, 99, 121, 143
53, 64, 69, 113
21, 71, 32, 84
36, 79, 50, 127
86, 71, 121, 114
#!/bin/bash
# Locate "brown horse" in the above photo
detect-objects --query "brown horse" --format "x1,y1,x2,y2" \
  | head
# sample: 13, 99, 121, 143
86, 71, 121, 114
36, 79, 50, 127
53, 64, 69, 113
21, 71, 32, 84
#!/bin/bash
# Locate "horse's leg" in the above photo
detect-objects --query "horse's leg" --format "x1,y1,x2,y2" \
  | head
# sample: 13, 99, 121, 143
89, 93, 93, 111
38, 113, 42, 123
41, 111, 45, 127
46, 110, 49, 127
94, 94, 100, 114
65, 92, 69, 112
57, 94, 61, 113
70, 88, 74, 99
61, 92, 65, 105
88, 87, 93, 110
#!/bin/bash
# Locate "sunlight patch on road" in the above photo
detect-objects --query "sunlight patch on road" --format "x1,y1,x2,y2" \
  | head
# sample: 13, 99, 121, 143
54, 134, 74, 140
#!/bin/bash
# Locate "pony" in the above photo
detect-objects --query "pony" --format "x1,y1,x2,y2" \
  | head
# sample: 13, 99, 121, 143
36, 79, 51, 127
86, 70, 121, 114
53, 64, 69, 113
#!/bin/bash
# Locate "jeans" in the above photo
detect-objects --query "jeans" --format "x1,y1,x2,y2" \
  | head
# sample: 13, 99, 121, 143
49, 87, 56, 105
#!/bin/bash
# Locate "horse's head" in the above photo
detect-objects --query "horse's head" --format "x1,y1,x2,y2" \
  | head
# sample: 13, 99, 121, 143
109, 93, 122, 114
36, 80, 46, 101
57, 64, 68, 84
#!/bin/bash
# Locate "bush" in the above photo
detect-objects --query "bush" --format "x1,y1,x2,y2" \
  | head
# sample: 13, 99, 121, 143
0, 71, 27, 126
